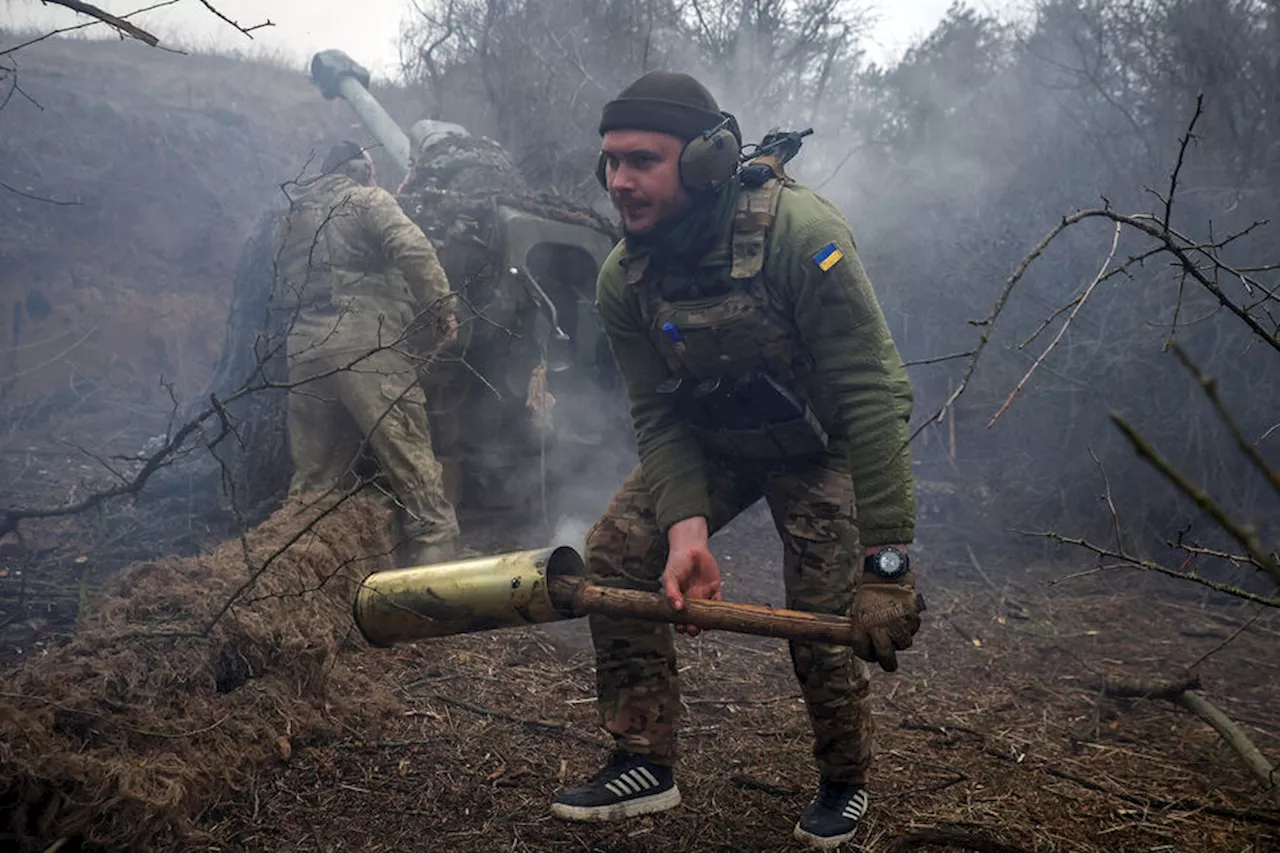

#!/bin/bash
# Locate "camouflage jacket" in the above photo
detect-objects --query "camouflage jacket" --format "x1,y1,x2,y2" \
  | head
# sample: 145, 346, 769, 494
596, 182, 916, 547
272, 172, 452, 361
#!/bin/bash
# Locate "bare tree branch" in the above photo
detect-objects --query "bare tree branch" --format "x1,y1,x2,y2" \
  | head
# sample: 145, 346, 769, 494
0, 178, 81, 205
1031, 530, 1280, 606
1158, 93, 1203, 230
1110, 412, 1280, 585
989, 221, 1123, 427
36, 0, 161, 47
193, 0, 274, 38
1169, 343, 1279, 498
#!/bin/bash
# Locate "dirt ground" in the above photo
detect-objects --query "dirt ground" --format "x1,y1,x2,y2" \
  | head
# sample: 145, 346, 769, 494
1, 422, 1277, 853
184, 511, 1276, 853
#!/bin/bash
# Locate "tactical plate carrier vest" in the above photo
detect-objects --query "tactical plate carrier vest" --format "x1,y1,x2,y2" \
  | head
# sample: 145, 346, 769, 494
628, 172, 829, 460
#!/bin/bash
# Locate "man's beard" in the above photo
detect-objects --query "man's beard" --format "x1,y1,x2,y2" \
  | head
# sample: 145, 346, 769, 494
619, 184, 734, 272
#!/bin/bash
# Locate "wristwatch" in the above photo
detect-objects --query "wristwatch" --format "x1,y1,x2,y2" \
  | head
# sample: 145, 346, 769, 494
864, 547, 910, 580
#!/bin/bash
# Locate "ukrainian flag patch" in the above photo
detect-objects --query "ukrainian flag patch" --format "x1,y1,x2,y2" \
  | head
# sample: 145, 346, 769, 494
813, 242, 843, 272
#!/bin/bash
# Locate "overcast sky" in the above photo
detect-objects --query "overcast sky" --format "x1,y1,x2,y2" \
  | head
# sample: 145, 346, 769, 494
5, 0, 1012, 79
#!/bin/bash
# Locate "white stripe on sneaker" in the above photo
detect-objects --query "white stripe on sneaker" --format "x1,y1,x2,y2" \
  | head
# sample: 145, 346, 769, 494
605, 780, 628, 797
636, 766, 660, 788
840, 790, 869, 820
626, 769, 653, 790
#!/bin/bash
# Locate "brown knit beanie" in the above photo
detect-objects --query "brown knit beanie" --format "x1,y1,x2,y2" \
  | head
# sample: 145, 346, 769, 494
598, 71, 725, 141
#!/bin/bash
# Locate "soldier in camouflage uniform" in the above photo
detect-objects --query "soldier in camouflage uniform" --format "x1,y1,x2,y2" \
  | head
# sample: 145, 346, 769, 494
550, 74, 923, 849
273, 141, 462, 565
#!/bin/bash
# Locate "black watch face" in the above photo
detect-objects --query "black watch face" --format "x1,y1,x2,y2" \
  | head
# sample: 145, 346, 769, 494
868, 548, 908, 578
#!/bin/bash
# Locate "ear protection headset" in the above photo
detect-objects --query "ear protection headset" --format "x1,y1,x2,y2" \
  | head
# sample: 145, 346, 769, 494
596, 112, 742, 194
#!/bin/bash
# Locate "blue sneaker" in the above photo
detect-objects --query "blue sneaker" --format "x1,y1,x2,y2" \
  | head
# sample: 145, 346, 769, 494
550, 750, 681, 822
793, 780, 869, 849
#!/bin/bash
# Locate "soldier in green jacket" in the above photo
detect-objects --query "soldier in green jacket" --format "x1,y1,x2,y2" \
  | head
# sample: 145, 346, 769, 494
549, 74, 923, 849
273, 141, 462, 565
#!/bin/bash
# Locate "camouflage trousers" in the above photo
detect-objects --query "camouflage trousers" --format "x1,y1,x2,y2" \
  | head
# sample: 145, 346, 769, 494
285, 346, 460, 553
585, 458, 873, 784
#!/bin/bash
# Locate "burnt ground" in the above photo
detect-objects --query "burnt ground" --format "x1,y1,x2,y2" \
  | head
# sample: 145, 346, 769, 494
193, 511, 1277, 853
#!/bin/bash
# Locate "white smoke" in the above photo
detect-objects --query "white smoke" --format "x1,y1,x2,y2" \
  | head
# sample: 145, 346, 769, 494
551, 515, 593, 552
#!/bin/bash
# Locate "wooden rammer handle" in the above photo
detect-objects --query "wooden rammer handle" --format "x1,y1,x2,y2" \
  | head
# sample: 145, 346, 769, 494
549, 576, 857, 646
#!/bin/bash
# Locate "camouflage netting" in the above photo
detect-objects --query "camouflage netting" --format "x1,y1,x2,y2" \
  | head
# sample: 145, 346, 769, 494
402, 186, 619, 240
397, 126, 618, 238
403, 130, 531, 196
202, 207, 294, 520
0, 495, 401, 852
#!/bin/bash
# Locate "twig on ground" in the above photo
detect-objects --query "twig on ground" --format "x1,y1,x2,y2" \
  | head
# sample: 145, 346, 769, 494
885, 828, 1032, 853
730, 774, 799, 797
905, 715, 1280, 825
426, 692, 601, 743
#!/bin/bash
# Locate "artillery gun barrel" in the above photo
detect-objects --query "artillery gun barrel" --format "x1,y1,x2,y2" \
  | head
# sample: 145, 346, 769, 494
310, 49, 412, 175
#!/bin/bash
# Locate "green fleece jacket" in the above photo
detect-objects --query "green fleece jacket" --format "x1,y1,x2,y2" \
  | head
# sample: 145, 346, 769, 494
596, 182, 916, 546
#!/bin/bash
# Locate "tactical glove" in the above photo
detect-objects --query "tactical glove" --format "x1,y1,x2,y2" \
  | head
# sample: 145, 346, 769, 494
852, 570, 925, 673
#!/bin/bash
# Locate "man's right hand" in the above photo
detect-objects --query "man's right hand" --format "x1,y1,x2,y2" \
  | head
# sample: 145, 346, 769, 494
662, 516, 721, 637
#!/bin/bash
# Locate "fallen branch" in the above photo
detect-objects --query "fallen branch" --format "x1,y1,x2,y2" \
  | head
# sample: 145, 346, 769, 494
1092, 673, 1201, 700
1093, 674, 1280, 807
1174, 691, 1280, 807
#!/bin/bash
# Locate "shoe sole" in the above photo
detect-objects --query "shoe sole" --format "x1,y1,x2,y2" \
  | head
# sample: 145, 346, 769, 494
793, 823, 859, 850
550, 786, 682, 822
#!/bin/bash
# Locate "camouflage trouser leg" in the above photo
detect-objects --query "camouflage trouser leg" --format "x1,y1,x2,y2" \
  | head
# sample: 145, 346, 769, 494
763, 461, 872, 785
286, 349, 460, 550
584, 463, 760, 765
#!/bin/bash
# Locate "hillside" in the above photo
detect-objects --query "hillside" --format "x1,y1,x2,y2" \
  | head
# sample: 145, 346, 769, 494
0, 35, 416, 406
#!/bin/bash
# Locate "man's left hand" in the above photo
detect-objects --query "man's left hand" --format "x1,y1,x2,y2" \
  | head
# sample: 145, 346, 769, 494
853, 545, 925, 673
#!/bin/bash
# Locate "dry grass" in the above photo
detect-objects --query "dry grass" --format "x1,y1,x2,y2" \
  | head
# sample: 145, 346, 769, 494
0, 494, 400, 852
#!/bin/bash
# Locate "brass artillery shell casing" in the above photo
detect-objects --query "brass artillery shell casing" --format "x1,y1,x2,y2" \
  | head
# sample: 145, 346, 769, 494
356, 547, 866, 649
353, 546, 583, 646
